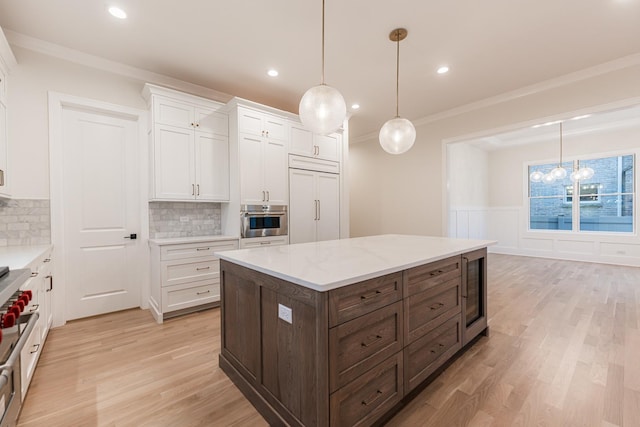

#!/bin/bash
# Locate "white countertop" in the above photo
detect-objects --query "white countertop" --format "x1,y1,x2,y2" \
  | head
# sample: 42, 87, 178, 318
0, 245, 53, 270
215, 234, 495, 291
149, 235, 238, 246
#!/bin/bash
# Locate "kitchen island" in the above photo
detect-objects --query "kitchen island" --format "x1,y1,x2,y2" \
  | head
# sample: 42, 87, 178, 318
216, 234, 494, 426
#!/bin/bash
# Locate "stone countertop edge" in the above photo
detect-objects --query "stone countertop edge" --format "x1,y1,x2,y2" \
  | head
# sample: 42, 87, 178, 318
0, 245, 53, 270
215, 235, 496, 292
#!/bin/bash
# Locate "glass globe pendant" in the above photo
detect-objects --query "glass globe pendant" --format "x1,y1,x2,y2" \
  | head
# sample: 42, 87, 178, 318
299, 84, 346, 135
379, 28, 415, 154
530, 170, 544, 182
299, 0, 346, 135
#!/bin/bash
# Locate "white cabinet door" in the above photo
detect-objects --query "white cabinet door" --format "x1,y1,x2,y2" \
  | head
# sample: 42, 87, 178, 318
196, 108, 228, 136
290, 125, 314, 157
154, 124, 195, 200
239, 134, 265, 204
289, 169, 317, 244
154, 96, 194, 129
264, 138, 288, 205
316, 172, 340, 242
314, 133, 341, 162
195, 132, 229, 201
238, 108, 264, 137
264, 116, 287, 141
0, 101, 7, 197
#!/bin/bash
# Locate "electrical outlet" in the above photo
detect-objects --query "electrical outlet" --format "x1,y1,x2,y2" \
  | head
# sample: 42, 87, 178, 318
278, 303, 292, 324
180, 216, 189, 223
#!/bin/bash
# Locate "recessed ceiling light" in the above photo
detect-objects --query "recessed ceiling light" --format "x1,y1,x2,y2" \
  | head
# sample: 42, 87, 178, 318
108, 6, 127, 19
351, 104, 360, 110
267, 69, 279, 77
437, 66, 449, 74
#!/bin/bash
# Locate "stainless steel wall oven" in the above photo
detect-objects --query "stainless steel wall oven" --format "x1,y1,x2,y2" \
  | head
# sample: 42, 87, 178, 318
240, 205, 288, 239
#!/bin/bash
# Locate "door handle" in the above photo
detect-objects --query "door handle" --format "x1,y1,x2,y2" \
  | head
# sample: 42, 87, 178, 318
124, 233, 137, 240
266, 190, 270, 201
196, 184, 200, 196
317, 199, 320, 220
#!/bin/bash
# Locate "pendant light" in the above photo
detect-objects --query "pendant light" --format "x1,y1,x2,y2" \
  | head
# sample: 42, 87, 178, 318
299, 0, 346, 135
379, 28, 416, 155
549, 122, 567, 180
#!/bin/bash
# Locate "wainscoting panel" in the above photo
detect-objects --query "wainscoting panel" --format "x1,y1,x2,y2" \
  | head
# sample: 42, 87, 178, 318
556, 239, 595, 254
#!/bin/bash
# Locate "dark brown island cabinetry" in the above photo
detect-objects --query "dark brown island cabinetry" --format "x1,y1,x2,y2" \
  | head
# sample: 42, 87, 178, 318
219, 248, 489, 427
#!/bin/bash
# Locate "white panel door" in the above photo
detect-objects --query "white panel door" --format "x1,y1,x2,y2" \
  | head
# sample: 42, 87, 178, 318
195, 132, 229, 201
263, 138, 288, 205
263, 116, 287, 141
62, 108, 142, 320
316, 172, 340, 242
239, 134, 265, 204
290, 125, 314, 157
154, 96, 193, 129
154, 124, 195, 200
314, 133, 340, 162
289, 169, 316, 244
238, 108, 264, 137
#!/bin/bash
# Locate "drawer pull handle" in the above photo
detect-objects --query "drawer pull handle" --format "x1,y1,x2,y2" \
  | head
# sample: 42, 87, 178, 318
29, 304, 40, 313
361, 390, 383, 406
196, 266, 211, 271
30, 343, 40, 354
360, 335, 383, 348
196, 290, 211, 295
430, 269, 444, 276
360, 290, 382, 301
430, 343, 446, 354
430, 302, 444, 310
196, 247, 211, 251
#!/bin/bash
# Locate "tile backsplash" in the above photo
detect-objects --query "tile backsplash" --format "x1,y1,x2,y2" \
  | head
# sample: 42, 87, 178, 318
149, 202, 222, 239
0, 199, 51, 246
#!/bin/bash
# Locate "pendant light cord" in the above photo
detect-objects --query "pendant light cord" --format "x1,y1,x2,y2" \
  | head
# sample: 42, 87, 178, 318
321, 0, 325, 85
559, 122, 563, 167
395, 30, 400, 118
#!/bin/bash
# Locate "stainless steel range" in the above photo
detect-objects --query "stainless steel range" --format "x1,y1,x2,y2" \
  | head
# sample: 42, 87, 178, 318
0, 268, 38, 427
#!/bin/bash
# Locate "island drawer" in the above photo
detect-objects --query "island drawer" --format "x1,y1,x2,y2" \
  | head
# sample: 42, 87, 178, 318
328, 272, 402, 327
329, 301, 403, 392
405, 278, 461, 344
160, 240, 238, 261
405, 255, 461, 296
404, 313, 462, 393
330, 352, 403, 427
161, 279, 220, 312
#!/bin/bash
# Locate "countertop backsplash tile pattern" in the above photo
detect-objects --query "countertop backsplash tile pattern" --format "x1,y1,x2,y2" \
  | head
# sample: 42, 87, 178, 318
149, 202, 222, 239
0, 199, 51, 246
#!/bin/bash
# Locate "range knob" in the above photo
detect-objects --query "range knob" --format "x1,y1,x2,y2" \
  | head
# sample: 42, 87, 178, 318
1, 312, 16, 328
13, 300, 25, 312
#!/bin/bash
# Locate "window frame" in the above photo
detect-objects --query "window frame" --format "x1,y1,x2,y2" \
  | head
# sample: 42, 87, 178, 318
527, 152, 636, 235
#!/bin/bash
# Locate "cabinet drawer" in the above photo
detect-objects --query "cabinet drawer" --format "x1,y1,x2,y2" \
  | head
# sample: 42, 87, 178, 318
163, 259, 220, 286
21, 319, 42, 397
405, 278, 461, 344
329, 301, 402, 392
161, 280, 220, 312
160, 240, 238, 261
405, 255, 461, 296
330, 352, 403, 427
404, 314, 462, 394
329, 272, 402, 327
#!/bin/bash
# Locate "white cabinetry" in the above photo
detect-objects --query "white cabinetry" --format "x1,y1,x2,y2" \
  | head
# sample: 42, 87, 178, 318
19, 247, 53, 399
238, 235, 289, 249
0, 28, 17, 198
237, 106, 288, 205
149, 238, 237, 323
289, 167, 340, 244
143, 84, 229, 202
290, 123, 341, 162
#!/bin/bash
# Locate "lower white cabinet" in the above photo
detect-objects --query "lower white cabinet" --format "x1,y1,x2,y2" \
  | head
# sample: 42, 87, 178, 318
149, 238, 238, 323
238, 235, 289, 249
289, 168, 340, 244
19, 247, 54, 400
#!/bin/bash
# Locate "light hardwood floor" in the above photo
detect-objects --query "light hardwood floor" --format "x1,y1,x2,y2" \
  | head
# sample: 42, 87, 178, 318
18, 254, 640, 427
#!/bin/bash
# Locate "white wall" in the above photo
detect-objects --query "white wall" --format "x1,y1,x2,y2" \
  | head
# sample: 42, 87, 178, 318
349, 62, 640, 242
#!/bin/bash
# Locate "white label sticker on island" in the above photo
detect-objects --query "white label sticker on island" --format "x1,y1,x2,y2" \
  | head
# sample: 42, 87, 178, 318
278, 303, 292, 324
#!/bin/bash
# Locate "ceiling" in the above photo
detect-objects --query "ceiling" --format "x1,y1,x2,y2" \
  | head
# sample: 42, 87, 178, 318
0, 0, 639, 139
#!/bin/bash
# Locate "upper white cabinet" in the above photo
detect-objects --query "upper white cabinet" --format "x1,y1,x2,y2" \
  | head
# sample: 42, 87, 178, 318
235, 105, 289, 205
0, 27, 17, 198
143, 84, 229, 202
290, 123, 342, 163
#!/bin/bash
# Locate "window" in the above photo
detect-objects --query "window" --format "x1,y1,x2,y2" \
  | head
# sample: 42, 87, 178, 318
529, 154, 635, 233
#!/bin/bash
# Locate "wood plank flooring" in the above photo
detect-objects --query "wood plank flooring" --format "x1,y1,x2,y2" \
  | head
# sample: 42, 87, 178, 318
17, 254, 640, 426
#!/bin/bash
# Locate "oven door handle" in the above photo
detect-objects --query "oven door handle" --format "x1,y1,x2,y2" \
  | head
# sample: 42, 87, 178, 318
242, 212, 286, 217
0, 312, 40, 388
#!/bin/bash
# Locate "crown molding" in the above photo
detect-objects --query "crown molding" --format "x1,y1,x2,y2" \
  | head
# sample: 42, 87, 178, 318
4, 29, 233, 103
351, 52, 640, 145
0, 27, 17, 72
